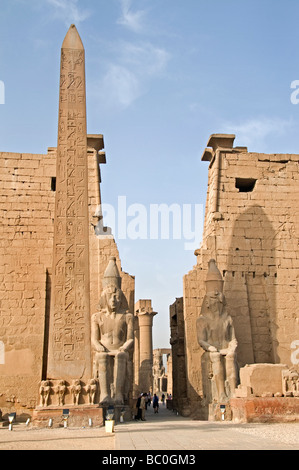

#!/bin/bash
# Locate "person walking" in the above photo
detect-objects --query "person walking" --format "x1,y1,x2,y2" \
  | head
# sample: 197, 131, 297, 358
140, 393, 147, 421
135, 394, 142, 420
153, 393, 159, 413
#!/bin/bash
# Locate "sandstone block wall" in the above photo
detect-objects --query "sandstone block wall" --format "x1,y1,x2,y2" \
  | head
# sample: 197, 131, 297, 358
0, 151, 55, 414
0, 147, 134, 416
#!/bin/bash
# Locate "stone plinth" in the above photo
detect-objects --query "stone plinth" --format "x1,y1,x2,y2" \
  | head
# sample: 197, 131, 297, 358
208, 402, 233, 421
33, 403, 133, 428
235, 363, 288, 398
32, 405, 105, 428
107, 404, 133, 423
231, 397, 299, 423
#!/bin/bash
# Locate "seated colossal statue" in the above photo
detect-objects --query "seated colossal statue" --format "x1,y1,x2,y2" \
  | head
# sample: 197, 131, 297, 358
91, 257, 134, 405
197, 259, 239, 403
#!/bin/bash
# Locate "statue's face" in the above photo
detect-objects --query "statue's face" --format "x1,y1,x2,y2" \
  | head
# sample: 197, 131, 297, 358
105, 286, 122, 312
206, 290, 225, 316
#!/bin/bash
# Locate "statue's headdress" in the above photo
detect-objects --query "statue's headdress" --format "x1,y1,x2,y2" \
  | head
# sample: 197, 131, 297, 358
205, 259, 224, 294
102, 257, 122, 289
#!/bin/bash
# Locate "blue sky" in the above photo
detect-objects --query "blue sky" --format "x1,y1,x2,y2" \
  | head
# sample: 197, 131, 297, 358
1, 0, 299, 348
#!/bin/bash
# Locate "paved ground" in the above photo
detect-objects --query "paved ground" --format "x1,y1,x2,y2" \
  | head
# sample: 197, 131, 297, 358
0, 424, 115, 450
115, 404, 299, 451
0, 404, 298, 450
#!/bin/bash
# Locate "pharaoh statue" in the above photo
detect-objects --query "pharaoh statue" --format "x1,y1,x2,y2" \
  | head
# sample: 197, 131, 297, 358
91, 257, 134, 405
197, 259, 238, 403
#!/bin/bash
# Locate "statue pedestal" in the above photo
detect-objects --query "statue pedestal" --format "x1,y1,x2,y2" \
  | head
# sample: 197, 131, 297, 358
32, 403, 133, 428
230, 397, 299, 423
32, 405, 105, 428
208, 402, 232, 421
115, 404, 133, 422
101, 404, 133, 423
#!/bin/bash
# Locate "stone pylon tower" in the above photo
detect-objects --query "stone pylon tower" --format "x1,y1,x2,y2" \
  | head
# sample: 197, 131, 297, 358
47, 25, 91, 380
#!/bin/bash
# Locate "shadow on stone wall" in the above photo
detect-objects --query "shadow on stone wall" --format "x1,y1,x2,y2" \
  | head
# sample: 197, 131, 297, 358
42, 270, 51, 380
225, 205, 278, 365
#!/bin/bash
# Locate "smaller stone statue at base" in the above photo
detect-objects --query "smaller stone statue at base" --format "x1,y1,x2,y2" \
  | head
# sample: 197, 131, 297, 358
55, 380, 66, 407
71, 379, 82, 406
39, 380, 51, 407
85, 379, 97, 404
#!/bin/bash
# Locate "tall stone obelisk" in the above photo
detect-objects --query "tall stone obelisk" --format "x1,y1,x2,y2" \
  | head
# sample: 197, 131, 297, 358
47, 25, 91, 380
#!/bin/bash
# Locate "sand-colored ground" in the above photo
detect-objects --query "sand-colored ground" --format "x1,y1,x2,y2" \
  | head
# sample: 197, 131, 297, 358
0, 424, 115, 450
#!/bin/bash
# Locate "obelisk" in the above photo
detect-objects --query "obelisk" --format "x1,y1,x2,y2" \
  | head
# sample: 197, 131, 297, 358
47, 25, 91, 380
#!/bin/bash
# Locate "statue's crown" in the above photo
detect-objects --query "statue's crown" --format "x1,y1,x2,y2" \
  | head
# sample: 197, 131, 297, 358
205, 259, 224, 293
102, 257, 122, 289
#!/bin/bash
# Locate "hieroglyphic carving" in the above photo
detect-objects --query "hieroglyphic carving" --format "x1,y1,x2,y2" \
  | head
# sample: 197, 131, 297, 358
47, 25, 91, 380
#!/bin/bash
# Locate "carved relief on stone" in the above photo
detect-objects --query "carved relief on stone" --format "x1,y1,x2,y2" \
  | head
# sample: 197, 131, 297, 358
85, 379, 97, 405
38, 379, 99, 407
39, 381, 51, 407
71, 379, 82, 405
55, 380, 66, 406
282, 369, 299, 397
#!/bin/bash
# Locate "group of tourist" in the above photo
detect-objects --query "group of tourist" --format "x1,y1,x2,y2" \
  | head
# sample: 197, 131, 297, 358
135, 392, 172, 420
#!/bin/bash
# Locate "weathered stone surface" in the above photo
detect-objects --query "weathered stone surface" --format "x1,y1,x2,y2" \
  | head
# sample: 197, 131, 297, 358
235, 363, 288, 398
32, 405, 104, 428
231, 397, 299, 423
